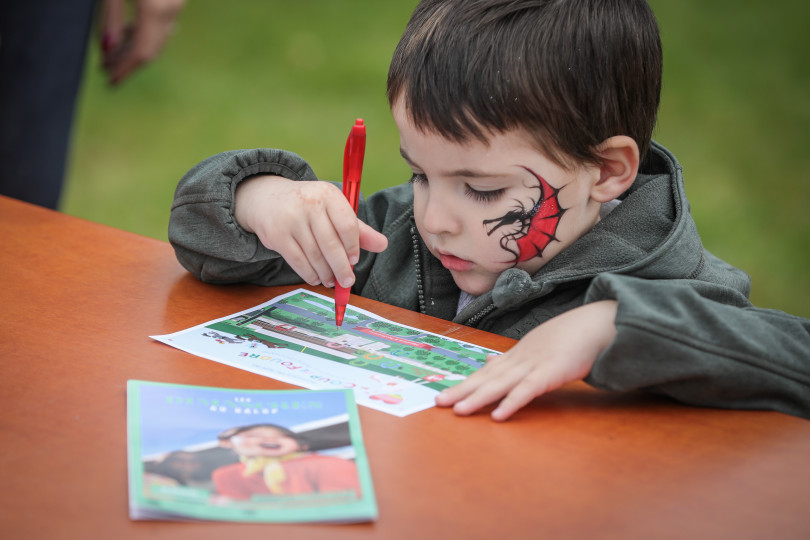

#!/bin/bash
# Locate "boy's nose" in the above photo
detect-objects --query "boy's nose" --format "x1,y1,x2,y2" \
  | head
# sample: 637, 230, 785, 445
421, 190, 461, 236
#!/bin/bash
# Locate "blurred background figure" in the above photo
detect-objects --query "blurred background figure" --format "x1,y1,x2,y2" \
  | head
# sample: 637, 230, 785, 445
0, 0, 185, 209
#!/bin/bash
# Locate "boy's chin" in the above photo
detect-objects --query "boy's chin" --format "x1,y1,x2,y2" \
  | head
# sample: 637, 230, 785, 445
451, 273, 496, 298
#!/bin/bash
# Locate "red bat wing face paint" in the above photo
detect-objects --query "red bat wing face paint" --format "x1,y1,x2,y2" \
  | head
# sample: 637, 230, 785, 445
514, 171, 564, 261
483, 167, 566, 263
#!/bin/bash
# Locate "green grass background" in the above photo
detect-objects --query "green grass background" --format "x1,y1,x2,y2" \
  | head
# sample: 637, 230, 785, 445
63, 0, 809, 318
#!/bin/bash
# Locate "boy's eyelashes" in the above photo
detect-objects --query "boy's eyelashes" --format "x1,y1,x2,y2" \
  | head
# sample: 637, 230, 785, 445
408, 172, 506, 203
465, 185, 506, 203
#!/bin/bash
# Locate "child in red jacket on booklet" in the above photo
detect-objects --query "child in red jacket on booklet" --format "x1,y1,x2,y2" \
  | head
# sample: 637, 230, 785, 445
212, 423, 360, 500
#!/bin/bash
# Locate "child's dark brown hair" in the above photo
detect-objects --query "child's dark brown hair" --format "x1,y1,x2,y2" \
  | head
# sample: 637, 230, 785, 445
387, 0, 662, 168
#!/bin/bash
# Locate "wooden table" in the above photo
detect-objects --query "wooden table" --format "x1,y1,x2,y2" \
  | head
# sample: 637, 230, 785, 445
1, 194, 809, 539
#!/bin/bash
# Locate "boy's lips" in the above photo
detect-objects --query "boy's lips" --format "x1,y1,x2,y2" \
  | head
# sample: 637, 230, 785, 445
438, 251, 474, 271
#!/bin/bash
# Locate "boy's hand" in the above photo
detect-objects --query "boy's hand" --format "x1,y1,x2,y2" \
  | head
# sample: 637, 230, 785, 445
436, 300, 618, 421
234, 175, 388, 288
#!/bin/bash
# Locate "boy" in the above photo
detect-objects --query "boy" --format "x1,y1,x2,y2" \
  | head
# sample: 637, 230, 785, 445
170, 0, 810, 420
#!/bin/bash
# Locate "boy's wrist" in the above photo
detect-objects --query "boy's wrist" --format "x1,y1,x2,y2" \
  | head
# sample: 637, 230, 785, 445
234, 174, 289, 234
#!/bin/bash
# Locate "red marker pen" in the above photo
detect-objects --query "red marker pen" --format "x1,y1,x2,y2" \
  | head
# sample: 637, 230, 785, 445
334, 118, 366, 327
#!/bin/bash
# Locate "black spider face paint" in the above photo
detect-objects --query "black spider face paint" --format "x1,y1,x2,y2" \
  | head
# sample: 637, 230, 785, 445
483, 167, 566, 262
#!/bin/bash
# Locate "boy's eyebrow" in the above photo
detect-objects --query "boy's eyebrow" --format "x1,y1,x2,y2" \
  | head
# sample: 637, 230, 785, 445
399, 148, 505, 179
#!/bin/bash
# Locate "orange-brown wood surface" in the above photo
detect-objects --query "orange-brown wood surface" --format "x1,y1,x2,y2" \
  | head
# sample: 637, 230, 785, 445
1, 195, 809, 539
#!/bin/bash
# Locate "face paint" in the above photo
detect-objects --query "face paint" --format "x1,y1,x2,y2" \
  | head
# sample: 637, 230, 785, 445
483, 167, 566, 262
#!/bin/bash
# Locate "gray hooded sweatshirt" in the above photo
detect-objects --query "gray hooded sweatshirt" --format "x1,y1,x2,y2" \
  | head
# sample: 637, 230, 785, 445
169, 142, 810, 419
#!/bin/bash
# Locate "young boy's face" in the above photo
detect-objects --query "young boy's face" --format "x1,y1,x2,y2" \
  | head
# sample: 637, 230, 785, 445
393, 100, 605, 296
224, 427, 302, 458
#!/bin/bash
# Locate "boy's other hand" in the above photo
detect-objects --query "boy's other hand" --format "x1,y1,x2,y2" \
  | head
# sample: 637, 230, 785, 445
435, 300, 618, 421
234, 175, 388, 288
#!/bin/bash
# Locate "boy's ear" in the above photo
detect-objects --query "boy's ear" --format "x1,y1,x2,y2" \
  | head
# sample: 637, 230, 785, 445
590, 136, 640, 203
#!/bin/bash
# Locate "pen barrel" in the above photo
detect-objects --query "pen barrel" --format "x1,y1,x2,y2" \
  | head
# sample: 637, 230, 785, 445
334, 283, 351, 306
335, 118, 365, 327
344, 182, 360, 213
343, 119, 366, 187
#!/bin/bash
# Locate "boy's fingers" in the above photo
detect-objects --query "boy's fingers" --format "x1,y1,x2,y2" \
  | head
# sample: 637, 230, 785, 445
310, 212, 355, 288
452, 378, 515, 415
359, 221, 388, 253
491, 380, 546, 422
325, 200, 361, 272
441, 354, 538, 416
490, 357, 571, 421
295, 226, 339, 287
436, 353, 506, 405
435, 384, 471, 407
452, 380, 511, 416
274, 238, 322, 286
270, 224, 331, 286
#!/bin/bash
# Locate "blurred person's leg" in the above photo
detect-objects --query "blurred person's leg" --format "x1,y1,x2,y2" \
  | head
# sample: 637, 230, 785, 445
0, 0, 95, 209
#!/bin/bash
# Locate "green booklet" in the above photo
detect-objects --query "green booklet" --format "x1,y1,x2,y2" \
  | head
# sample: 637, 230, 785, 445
126, 380, 377, 523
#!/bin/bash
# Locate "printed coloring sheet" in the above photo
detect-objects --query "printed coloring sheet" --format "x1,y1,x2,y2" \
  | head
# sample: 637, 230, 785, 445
152, 289, 498, 416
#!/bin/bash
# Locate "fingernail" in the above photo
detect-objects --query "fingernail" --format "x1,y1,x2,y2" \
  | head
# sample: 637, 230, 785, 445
349, 254, 359, 265
101, 31, 114, 54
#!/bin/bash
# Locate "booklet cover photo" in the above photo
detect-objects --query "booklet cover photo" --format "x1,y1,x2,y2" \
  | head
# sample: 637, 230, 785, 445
126, 380, 377, 523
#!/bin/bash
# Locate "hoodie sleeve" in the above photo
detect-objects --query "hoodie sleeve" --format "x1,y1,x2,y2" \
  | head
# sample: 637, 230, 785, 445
583, 273, 810, 420
168, 148, 319, 285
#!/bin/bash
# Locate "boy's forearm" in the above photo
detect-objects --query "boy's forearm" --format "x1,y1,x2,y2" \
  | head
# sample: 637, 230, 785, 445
585, 274, 810, 419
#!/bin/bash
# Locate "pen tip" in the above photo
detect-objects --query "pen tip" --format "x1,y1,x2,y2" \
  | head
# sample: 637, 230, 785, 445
335, 304, 346, 327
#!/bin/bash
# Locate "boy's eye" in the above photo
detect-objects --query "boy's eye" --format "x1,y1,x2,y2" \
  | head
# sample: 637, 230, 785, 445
409, 172, 428, 184
409, 172, 504, 203
465, 184, 505, 203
